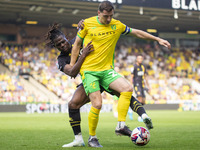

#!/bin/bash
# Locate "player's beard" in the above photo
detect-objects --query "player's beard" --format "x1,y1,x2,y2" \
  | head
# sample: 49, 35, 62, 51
106, 21, 111, 24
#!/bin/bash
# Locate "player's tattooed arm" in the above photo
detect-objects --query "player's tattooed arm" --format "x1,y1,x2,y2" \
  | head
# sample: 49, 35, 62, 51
130, 28, 171, 49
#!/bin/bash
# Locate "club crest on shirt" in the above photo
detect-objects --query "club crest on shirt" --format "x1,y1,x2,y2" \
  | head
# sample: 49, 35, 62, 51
111, 24, 116, 30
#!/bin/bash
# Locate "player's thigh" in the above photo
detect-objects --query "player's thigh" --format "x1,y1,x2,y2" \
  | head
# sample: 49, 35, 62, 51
135, 85, 145, 98
81, 71, 101, 95
69, 85, 89, 109
142, 97, 146, 104
105, 88, 120, 97
101, 69, 132, 93
137, 96, 143, 103
109, 77, 133, 93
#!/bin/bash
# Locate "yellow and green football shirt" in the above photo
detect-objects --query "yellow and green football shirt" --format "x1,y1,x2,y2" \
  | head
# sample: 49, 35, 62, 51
77, 16, 131, 73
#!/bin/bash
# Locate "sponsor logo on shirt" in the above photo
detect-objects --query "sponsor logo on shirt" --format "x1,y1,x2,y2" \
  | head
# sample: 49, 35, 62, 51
89, 31, 115, 36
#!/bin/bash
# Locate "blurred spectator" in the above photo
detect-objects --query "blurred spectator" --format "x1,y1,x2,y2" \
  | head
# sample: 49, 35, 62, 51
0, 40, 199, 105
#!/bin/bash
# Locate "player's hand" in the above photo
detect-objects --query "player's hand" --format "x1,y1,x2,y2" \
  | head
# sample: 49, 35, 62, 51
77, 19, 85, 30
158, 38, 171, 49
81, 41, 94, 57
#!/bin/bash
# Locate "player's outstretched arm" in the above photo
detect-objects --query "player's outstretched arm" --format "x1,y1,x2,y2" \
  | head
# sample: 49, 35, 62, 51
65, 41, 93, 77
70, 36, 83, 66
130, 28, 171, 49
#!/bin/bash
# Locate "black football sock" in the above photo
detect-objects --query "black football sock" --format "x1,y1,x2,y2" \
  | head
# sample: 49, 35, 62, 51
68, 108, 81, 135
130, 96, 146, 116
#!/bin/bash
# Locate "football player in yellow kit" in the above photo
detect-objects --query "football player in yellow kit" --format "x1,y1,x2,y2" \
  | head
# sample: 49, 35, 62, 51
70, 1, 171, 147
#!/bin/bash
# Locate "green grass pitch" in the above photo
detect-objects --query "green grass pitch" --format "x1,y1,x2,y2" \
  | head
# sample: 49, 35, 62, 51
0, 110, 200, 150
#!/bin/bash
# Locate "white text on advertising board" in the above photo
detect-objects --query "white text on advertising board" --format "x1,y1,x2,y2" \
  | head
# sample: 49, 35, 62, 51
172, 0, 200, 11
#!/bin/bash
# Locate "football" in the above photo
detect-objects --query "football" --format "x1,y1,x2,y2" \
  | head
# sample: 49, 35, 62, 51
131, 127, 150, 146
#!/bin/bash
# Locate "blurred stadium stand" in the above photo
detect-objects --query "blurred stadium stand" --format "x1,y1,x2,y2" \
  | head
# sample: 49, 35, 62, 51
0, 0, 200, 112
0, 63, 58, 105
0, 0, 200, 32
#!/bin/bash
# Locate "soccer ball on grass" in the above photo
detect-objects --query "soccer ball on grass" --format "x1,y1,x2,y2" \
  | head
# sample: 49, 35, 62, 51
130, 127, 150, 146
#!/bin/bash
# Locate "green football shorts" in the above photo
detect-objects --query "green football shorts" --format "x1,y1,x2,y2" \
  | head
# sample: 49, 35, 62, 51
81, 69, 122, 95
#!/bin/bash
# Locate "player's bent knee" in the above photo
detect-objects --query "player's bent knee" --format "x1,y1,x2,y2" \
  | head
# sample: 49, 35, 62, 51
68, 101, 81, 109
92, 102, 102, 110
128, 85, 133, 92
123, 85, 133, 92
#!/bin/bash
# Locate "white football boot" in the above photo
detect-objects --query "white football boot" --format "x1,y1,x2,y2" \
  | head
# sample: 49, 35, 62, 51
62, 139, 85, 147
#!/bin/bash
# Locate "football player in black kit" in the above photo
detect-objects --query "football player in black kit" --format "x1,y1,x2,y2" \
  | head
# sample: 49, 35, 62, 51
131, 54, 150, 122
132, 54, 150, 105
45, 23, 153, 147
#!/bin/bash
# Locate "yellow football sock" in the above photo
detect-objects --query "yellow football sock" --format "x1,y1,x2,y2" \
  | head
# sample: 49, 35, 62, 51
88, 106, 100, 136
117, 92, 132, 121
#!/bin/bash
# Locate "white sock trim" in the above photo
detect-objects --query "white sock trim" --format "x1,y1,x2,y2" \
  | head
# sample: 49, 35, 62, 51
89, 135, 97, 140
141, 113, 149, 120
117, 121, 125, 128
75, 133, 83, 141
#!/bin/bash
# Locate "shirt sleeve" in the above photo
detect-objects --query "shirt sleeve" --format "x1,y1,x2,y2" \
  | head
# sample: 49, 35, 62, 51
57, 56, 67, 72
144, 65, 148, 75
141, 64, 147, 75
131, 66, 135, 74
133, 65, 137, 76
121, 25, 132, 35
118, 21, 132, 35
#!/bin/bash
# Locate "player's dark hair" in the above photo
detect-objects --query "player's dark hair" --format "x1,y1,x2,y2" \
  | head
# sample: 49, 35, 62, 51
136, 53, 143, 57
98, 1, 114, 12
45, 23, 64, 46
